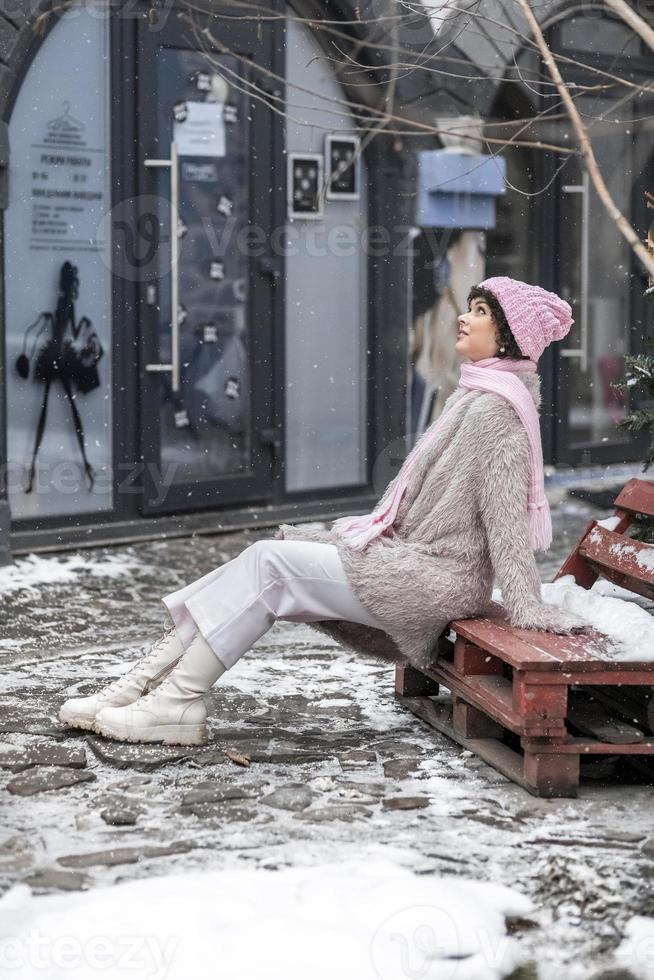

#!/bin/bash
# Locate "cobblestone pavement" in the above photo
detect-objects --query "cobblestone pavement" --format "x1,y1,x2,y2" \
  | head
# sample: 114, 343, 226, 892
1, 497, 653, 980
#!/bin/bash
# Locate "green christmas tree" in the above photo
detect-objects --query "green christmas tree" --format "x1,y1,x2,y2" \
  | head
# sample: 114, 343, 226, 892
609, 191, 654, 543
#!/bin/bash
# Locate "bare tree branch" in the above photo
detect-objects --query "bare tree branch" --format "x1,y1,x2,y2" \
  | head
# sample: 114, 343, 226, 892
514, 0, 654, 280
179, 5, 579, 156
179, 0, 653, 224
602, 0, 654, 52
182, 0, 654, 99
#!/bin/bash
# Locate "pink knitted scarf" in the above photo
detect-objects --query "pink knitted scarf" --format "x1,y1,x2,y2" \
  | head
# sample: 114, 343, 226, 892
332, 355, 552, 553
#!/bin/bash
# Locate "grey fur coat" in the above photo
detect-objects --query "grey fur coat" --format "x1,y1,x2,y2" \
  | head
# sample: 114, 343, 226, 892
274, 370, 587, 670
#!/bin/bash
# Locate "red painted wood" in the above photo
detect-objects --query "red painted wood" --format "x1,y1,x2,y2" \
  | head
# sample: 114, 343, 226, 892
512, 674, 568, 724
452, 697, 504, 739
523, 669, 654, 685
554, 507, 634, 587
579, 524, 654, 601
453, 637, 503, 676
554, 517, 604, 589
395, 663, 439, 697
449, 604, 642, 671
613, 478, 654, 517
394, 692, 577, 797
521, 737, 654, 755
523, 750, 580, 795
429, 660, 567, 736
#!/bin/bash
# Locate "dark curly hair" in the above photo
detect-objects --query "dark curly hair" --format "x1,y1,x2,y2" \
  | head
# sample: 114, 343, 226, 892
466, 285, 529, 360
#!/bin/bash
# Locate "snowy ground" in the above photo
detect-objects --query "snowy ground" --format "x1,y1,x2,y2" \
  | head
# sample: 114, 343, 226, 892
1, 497, 654, 980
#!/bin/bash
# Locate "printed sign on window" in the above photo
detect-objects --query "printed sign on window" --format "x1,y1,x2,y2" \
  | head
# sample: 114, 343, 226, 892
173, 101, 226, 157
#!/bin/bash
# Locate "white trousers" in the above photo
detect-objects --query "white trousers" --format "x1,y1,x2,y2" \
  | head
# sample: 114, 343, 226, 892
161, 539, 385, 671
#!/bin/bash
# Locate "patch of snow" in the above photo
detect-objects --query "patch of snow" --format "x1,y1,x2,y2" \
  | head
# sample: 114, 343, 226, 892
0, 859, 532, 980
542, 576, 654, 659
588, 526, 624, 551
0, 638, 27, 651
494, 575, 654, 660
610, 541, 638, 560
595, 516, 622, 531
636, 547, 654, 572
614, 915, 654, 979
0, 552, 147, 597
590, 577, 654, 611
311, 698, 350, 707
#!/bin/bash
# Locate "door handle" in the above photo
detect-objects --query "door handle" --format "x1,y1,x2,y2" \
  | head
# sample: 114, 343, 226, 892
560, 170, 589, 374
144, 141, 181, 391
258, 427, 283, 451
257, 256, 282, 283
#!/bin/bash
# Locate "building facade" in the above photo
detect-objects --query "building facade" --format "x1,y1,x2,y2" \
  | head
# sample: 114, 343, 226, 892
0, 0, 651, 564
0, 0, 415, 562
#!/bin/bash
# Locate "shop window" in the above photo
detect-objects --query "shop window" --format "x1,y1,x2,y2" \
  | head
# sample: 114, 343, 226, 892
284, 11, 368, 493
559, 15, 643, 57
5, 0, 112, 519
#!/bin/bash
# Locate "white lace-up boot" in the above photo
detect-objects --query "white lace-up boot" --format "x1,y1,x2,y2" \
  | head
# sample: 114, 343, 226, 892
93, 630, 227, 746
58, 621, 187, 732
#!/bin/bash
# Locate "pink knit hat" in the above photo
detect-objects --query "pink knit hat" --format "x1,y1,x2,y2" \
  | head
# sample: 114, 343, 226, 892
478, 276, 574, 361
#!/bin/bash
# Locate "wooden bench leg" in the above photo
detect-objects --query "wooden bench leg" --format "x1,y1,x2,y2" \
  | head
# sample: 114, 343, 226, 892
513, 674, 568, 729
395, 663, 439, 697
452, 697, 504, 739
454, 638, 503, 676
523, 750, 580, 797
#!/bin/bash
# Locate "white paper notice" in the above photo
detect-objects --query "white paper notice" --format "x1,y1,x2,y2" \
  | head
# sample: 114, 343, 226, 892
174, 101, 225, 158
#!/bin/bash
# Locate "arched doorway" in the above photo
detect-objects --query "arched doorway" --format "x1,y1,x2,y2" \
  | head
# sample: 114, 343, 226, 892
486, 9, 653, 468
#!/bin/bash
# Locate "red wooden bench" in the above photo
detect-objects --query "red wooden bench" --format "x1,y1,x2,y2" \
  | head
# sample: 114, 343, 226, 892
394, 478, 654, 797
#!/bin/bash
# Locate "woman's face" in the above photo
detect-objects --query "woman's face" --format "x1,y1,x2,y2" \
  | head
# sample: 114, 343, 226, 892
456, 297, 499, 361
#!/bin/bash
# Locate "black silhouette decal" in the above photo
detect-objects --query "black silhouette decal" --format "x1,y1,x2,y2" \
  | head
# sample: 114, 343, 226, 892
14, 260, 104, 493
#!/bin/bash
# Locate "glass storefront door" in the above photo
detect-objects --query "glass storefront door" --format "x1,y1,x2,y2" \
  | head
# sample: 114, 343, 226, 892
136, 12, 277, 513
554, 97, 652, 467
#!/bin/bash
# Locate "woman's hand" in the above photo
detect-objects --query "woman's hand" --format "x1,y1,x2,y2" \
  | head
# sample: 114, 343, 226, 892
510, 601, 589, 636
542, 612, 590, 636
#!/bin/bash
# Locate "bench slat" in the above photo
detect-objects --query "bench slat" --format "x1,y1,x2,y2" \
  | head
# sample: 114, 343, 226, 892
579, 524, 654, 600
585, 685, 653, 735
449, 601, 631, 671
567, 693, 645, 744
521, 737, 654, 755
426, 659, 567, 736
554, 513, 632, 588
613, 478, 654, 518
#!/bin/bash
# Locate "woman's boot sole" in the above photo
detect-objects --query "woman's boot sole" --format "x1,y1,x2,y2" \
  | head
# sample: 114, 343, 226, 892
57, 658, 183, 734
93, 717, 207, 746
58, 710, 97, 731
